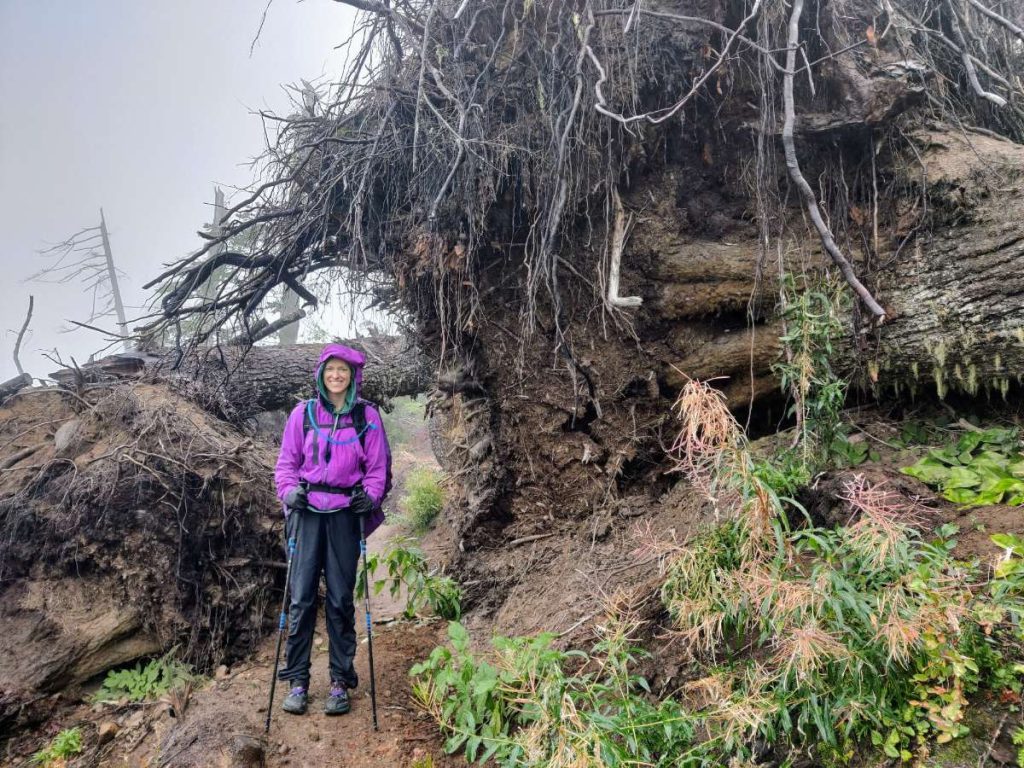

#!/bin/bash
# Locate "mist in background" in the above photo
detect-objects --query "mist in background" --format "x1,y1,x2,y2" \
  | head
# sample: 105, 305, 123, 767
0, 0, 357, 380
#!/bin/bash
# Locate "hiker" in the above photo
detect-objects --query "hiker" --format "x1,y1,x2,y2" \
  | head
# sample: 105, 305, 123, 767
273, 343, 391, 716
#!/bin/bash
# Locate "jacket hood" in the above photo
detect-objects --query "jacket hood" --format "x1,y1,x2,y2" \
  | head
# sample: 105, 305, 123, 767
316, 344, 365, 414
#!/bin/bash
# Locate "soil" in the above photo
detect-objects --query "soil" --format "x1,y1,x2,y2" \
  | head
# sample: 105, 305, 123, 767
102, 619, 463, 768
0, 384, 281, 749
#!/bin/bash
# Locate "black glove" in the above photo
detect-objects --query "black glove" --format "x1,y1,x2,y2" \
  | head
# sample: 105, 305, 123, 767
348, 485, 376, 517
283, 484, 308, 514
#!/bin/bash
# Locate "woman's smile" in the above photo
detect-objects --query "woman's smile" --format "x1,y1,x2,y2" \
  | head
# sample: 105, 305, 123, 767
323, 360, 351, 394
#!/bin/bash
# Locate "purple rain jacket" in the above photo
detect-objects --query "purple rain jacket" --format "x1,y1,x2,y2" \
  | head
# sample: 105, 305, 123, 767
274, 343, 388, 536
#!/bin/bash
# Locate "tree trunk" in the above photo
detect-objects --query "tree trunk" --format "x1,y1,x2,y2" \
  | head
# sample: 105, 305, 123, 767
50, 337, 433, 418
634, 128, 1024, 406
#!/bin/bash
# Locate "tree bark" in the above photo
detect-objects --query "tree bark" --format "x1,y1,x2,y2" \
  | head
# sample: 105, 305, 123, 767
50, 336, 433, 418
631, 128, 1024, 406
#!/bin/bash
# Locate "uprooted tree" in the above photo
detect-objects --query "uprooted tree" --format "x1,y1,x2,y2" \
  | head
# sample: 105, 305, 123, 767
143, 0, 1022, 553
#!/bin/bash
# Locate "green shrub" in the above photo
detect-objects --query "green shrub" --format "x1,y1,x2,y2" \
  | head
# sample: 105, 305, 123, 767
1012, 725, 1024, 767
657, 506, 1024, 763
400, 468, 445, 533
358, 539, 462, 620
93, 655, 193, 704
31, 727, 83, 766
663, 378, 1024, 764
901, 426, 1024, 506
411, 620, 698, 767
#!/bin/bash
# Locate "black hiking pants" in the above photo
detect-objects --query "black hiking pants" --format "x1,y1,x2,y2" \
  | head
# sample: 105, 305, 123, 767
277, 508, 361, 690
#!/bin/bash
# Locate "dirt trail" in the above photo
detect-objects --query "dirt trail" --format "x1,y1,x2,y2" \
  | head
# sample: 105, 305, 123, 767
118, 614, 461, 768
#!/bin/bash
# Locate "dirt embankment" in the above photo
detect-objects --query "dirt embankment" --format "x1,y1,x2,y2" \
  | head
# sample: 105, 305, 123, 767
0, 384, 281, 751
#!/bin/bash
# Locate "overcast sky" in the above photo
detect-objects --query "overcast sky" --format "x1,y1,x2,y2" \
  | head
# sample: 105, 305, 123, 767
0, 0, 357, 381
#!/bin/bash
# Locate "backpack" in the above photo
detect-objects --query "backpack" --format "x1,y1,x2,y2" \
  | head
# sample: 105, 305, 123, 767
302, 399, 393, 508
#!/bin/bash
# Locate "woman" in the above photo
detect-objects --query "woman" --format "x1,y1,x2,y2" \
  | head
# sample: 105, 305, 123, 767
274, 343, 390, 716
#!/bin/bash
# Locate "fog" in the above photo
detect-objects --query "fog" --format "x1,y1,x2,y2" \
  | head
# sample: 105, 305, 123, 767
0, 0, 357, 381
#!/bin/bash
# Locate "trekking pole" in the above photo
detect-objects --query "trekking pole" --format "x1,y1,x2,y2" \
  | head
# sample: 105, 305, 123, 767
265, 518, 297, 735
358, 514, 379, 731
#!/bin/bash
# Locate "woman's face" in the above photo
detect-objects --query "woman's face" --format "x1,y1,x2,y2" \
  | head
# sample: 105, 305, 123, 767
323, 358, 352, 396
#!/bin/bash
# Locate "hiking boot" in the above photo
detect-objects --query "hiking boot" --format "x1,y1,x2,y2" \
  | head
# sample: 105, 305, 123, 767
324, 682, 351, 716
281, 686, 308, 715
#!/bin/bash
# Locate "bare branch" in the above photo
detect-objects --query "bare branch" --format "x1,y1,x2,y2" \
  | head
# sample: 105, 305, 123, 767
606, 188, 641, 309
331, 0, 423, 35
947, 0, 1008, 107
13, 295, 34, 376
587, 0, 765, 126
781, 0, 886, 321
593, 7, 784, 72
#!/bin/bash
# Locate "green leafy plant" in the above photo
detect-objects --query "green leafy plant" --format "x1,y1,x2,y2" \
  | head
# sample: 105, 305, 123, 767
31, 727, 83, 766
829, 432, 879, 468
901, 426, 1024, 506
357, 540, 462, 620
772, 275, 849, 468
1012, 725, 1024, 767
401, 467, 445, 533
411, 619, 699, 767
93, 655, 193, 704
749, 450, 812, 500
898, 420, 934, 446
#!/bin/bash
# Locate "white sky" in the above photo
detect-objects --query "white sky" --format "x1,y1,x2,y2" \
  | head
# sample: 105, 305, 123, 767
0, 0, 358, 381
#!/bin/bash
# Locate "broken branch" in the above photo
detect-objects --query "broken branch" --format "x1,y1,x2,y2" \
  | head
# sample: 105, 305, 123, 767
781, 0, 886, 321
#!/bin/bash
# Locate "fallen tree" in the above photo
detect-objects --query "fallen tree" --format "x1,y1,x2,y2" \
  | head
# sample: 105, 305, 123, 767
50, 336, 433, 419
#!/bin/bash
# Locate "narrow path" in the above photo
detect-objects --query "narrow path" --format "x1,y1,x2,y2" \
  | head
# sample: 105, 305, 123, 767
103, 525, 461, 768
94, 416, 461, 767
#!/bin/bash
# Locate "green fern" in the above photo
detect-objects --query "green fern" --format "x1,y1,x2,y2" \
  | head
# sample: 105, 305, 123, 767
31, 727, 83, 766
93, 656, 192, 704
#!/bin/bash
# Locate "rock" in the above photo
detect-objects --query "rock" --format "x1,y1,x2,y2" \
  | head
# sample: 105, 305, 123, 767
215, 664, 230, 680
278, 743, 290, 756
227, 734, 265, 768
97, 721, 119, 744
